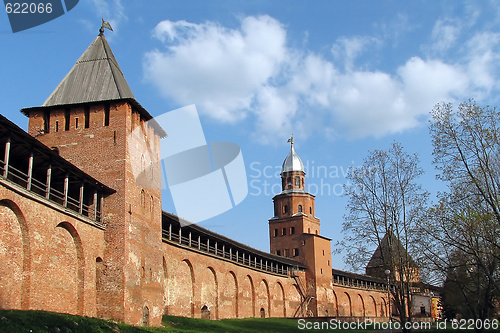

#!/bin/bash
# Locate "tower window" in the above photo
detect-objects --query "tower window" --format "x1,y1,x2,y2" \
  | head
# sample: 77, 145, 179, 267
287, 177, 291, 186
276, 250, 281, 256
84, 106, 90, 128
298, 205, 302, 213
140, 189, 146, 208
75, 117, 79, 129
282, 228, 286, 236
293, 248, 300, 256
43, 109, 50, 133
104, 104, 110, 126
284, 205, 288, 214
310, 207, 312, 214
274, 229, 278, 237
64, 109, 70, 131
55, 121, 59, 132
290, 227, 295, 234
295, 176, 300, 186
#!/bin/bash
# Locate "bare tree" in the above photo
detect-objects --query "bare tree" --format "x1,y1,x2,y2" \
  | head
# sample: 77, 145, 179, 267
342, 141, 429, 329
417, 100, 500, 323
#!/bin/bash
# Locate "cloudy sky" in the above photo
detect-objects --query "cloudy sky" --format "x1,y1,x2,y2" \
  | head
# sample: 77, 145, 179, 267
2, 0, 500, 270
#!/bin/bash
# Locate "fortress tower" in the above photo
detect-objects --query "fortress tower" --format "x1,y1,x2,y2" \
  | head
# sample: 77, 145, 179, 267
269, 137, 333, 316
21, 28, 166, 326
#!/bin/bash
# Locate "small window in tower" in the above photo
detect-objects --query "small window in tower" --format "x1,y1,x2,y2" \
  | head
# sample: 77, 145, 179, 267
322, 250, 325, 256
276, 250, 281, 256
284, 205, 288, 213
75, 117, 79, 129
282, 228, 286, 236
55, 121, 59, 133
295, 176, 300, 186
315, 230, 318, 235
308, 228, 311, 233
293, 248, 300, 256
287, 177, 291, 186
310, 207, 312, 214
140, 189, 146, 208
104, 104, 110, 126
298, 205, 302, 213
65, 109, 70, 131
274, 229, 278, 237
84, 106, 90, 128
290, 227, 295, 235
43, 109, 50, 133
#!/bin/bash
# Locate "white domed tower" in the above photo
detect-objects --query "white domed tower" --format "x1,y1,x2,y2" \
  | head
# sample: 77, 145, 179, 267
268, 136, 333, 316
269, 136, 322, 262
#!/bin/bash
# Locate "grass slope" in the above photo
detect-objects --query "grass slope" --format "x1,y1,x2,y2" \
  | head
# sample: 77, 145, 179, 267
0, 311, 355, 333
1, 310, 497, 332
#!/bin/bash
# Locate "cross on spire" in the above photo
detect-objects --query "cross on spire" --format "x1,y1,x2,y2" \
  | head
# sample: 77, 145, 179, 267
287, 135, 294, 148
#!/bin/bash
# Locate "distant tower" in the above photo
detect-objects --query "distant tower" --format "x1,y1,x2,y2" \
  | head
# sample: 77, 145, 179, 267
269, 136, 320, 259
269, 137, 332, 316
21, 26, 166, 326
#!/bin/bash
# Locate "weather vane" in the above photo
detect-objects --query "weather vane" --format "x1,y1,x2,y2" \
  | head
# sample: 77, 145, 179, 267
100, 18, 113, 35
287, 134, 294, 148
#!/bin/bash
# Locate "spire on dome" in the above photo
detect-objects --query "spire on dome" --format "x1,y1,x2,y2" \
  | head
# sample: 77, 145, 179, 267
282, 135, 304, 173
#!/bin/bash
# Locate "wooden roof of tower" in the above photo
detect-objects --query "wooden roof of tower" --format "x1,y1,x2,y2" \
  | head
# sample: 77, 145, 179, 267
21, 29, 166, 137
366, 230, 417, 269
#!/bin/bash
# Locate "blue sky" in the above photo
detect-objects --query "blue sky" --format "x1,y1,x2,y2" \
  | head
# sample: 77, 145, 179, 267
2, 1, 500, 271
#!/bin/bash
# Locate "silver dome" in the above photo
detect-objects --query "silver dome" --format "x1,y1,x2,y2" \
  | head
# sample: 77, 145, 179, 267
282, 145, 304, 173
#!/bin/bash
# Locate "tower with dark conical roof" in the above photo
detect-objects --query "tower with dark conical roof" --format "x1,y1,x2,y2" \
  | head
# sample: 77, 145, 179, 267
21, 28, 165, 326
366, 230, 420, 283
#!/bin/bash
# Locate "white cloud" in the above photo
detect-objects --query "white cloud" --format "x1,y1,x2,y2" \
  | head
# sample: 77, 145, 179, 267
429, 19, 461, 54
465, 32, 500, 94
143, 15, 500, 143
331, 36, 381, 71
145, 15, 286, 124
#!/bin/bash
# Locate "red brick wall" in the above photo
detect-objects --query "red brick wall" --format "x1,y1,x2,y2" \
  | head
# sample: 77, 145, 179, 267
162, 241, 303, 319
0, 104, 393, 326
27, 101, 164, 326
0, 182, 105, 317
0, 176, 389, 324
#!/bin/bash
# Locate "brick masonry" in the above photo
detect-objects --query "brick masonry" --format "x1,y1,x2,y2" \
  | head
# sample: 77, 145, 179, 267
0, 100, 389, 325
0, 34, 392, 326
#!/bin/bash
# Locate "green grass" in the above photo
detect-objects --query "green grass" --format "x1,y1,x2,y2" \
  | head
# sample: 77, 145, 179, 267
1, 310, 499, 333
0, 311, 361, 333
